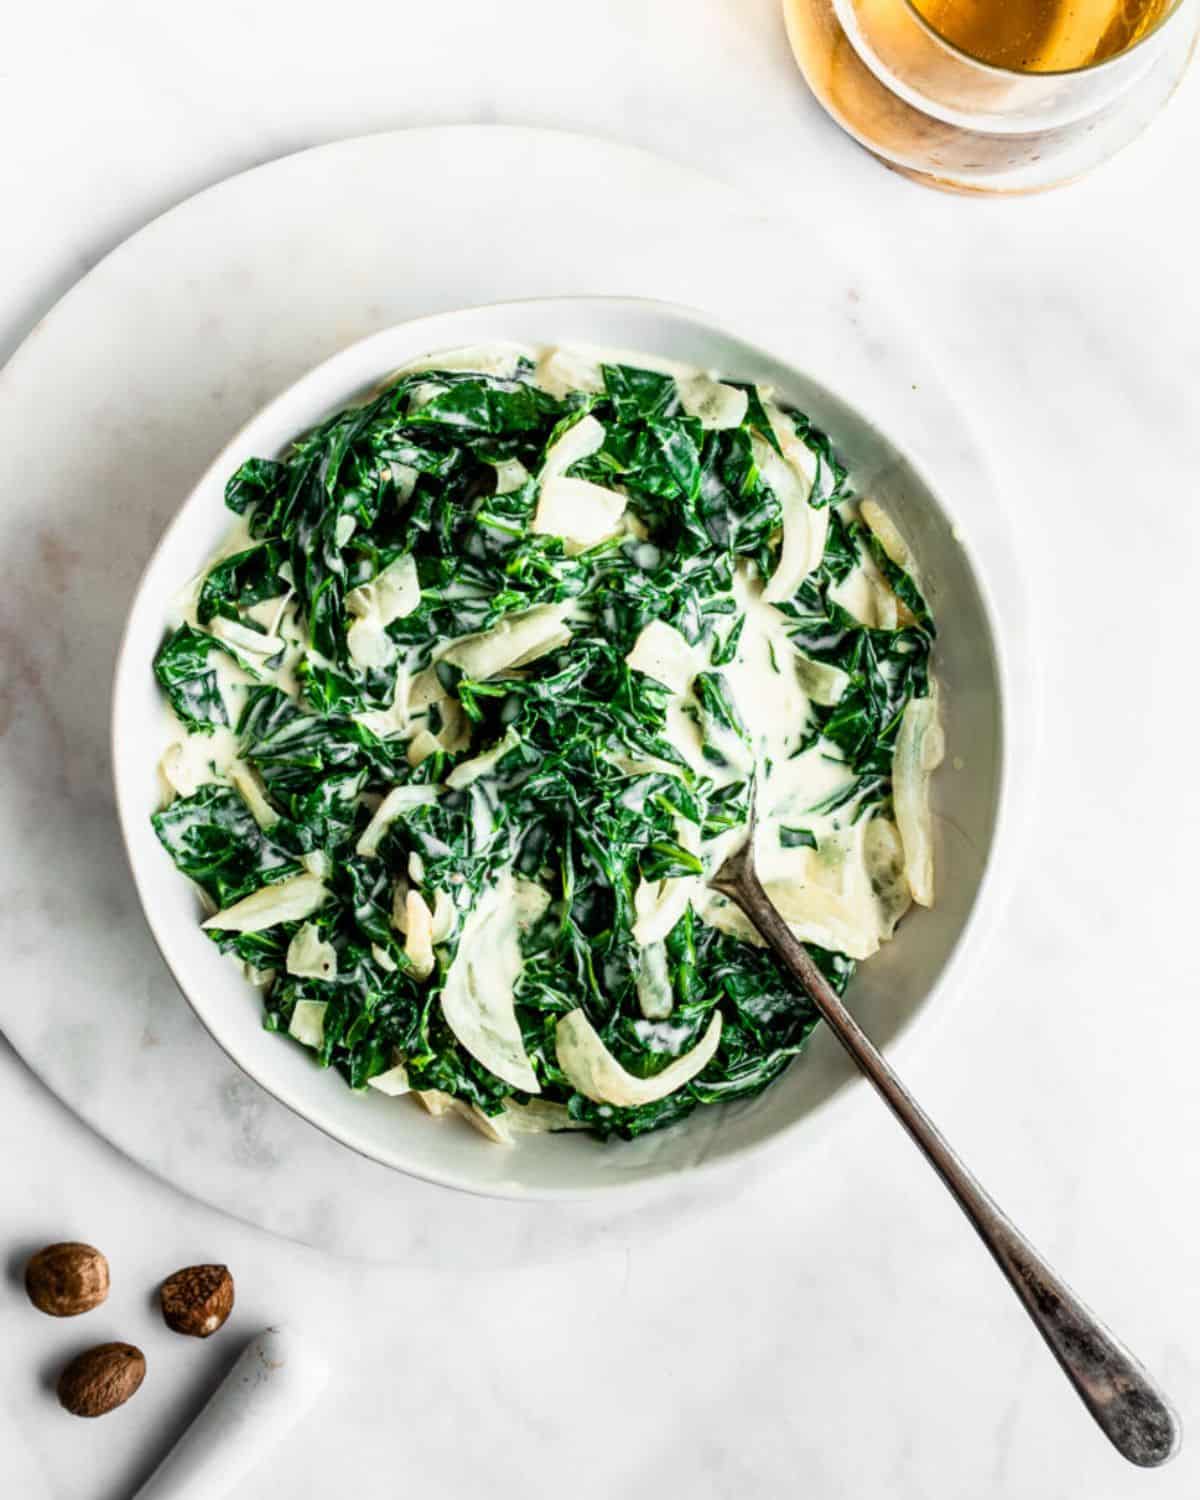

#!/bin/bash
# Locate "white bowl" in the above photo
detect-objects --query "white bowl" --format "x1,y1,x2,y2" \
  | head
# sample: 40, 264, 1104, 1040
113, 297, 1010, 1199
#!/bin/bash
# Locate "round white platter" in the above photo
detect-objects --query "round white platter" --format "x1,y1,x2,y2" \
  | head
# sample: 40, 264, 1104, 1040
0, 126, 1028, 1260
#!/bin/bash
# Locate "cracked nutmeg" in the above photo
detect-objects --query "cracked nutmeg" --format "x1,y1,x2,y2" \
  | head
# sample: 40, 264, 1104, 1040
25, 1242, 110, 1317
159, 1263, 235, 1337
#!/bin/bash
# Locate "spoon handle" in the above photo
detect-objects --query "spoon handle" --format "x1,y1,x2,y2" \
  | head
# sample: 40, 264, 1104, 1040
716, 861, 1180, 1467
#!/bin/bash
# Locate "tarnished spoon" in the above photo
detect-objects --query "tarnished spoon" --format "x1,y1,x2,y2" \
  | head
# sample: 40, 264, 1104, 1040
710, 825, 1180, 1468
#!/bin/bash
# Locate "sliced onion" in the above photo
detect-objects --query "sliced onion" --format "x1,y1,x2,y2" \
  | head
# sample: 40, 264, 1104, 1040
438, 605, 571, 680
371, 943, 398, 973
439, 874, 548, 1093
532, 476, 627, 553
791, 651, 849, 708
893, 695, 944, 907
859, 499, 913, 570
209, 615, 286, 660
678, 374, 748, 430
366, 1060, 411, 1096
765, 879, 882, 961
625, 620, 698, 695
202, 873, 328, 933
541, 411, 606, 478
288, 999, 327, 1049
355, 785, 440, 859
533, 348, 607, 399
230, 763, 279, 830
555, 1009, 722, 1107
632, 875, 694, 947
503, 1099, 590, 1134
404, 891, 436, 980
446, 726, 521, 789
412, 1088, 515, 1144
863, 817, 911, 939
753, 413, 829, 604
286, 923, 337, 981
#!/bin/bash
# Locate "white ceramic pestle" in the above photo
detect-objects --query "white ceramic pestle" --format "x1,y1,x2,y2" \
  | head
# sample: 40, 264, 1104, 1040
132, 1327, 329, 1500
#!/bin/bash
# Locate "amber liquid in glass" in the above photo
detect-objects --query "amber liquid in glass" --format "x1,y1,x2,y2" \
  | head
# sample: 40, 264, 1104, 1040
910, 0, 1175, 72
783, 0, 1191, 192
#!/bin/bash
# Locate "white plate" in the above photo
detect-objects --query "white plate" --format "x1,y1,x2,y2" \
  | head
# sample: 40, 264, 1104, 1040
0, 127, 1030, 1252
113, 295, 1010, 1198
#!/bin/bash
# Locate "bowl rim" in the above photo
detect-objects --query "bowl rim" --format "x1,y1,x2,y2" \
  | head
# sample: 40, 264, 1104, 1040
111, 293, 1019, 1201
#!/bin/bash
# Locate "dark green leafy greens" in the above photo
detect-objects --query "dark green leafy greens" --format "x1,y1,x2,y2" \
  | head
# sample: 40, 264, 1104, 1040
154, 625, 231, 732
151, 352, 934, 1140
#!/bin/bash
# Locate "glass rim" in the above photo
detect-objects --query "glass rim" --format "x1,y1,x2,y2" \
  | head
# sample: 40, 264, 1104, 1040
900, 0, 1187, 79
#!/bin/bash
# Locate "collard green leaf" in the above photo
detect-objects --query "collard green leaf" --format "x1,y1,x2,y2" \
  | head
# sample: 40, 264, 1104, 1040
406, 377, 563, 436
154, 625, 229, 732
787, 409, 850, 510
197, 543, 287, 625
601, 363, 680, 423
152, 784, 298, 907
225, 457, 287, 517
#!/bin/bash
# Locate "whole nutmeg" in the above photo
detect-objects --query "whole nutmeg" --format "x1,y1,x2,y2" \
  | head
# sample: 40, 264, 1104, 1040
25, 1243, 110, 1317
160, 1263, 235, 1338
57, 1343, 145, 1418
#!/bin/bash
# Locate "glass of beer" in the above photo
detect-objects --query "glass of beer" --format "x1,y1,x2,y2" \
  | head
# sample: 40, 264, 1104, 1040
782, 0, 1198, 192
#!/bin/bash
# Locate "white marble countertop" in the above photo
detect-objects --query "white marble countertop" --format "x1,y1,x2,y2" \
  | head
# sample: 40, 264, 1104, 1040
3, 3, 1199, 1497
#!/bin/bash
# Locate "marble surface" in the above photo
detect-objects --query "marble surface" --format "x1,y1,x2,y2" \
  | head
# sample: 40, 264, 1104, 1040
2, 3, 1199, 1498
0, 125, 1029, 1240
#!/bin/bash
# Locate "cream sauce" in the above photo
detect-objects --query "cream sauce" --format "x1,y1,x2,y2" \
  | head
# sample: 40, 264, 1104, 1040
641, 563, 860, 872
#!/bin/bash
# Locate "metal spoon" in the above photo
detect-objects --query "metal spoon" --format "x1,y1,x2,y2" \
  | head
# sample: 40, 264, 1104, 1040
710, 826, 1180, 1467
